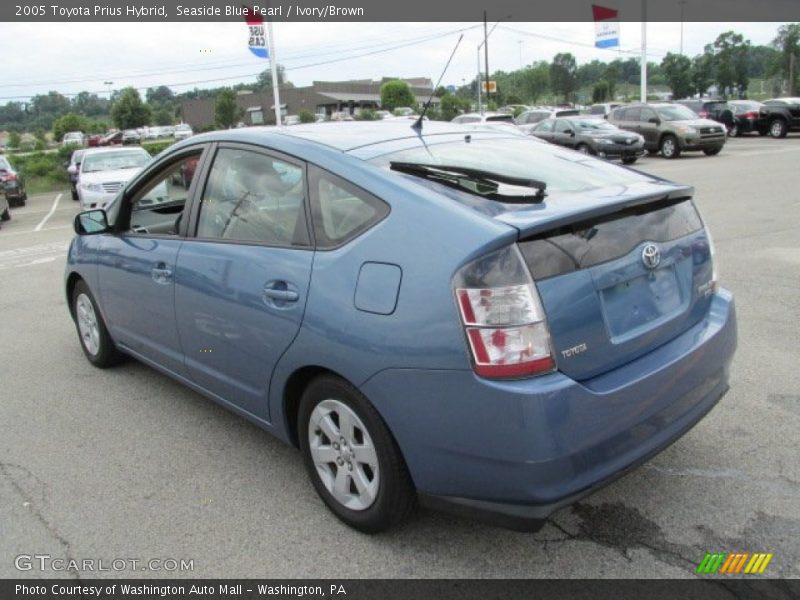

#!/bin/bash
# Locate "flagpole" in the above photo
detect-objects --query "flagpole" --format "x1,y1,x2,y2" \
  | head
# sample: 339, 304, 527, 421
640, 0, 647, 103
267, 20, 282, 127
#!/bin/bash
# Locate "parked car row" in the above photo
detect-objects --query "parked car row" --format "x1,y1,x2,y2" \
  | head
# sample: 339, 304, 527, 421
0, 154, 26, 228
65, 124, 194, 149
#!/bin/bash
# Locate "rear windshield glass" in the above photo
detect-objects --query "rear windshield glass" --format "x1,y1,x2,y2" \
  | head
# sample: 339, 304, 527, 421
519, 199, 703, 280
371, 137, 653, 194
656, 105, 699, 121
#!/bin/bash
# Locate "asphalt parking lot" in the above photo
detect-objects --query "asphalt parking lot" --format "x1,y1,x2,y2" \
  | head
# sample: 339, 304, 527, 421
1, 135, 798, 579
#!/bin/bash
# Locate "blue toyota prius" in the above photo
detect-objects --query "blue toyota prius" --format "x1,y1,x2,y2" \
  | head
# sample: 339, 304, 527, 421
66, 121, 737, 532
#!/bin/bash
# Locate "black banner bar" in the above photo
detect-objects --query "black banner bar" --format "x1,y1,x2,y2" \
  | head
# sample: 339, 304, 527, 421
2, 0, 800, 22
2, 579, 800, 600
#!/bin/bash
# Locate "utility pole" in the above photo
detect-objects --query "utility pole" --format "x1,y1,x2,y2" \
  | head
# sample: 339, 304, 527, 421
484, 11, 490, 106
679, 0, 687, 55
640, 0, 647, 103
790, 52, 796, 95
476, 48, 482, 114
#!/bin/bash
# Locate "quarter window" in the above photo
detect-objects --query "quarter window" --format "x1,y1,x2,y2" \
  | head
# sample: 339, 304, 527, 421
309, 166, 389, 248
196, 148, 308, 246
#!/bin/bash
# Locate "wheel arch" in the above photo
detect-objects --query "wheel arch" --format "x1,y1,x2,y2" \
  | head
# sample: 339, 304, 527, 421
282, 365, 350, 448
65, 271, 84, 320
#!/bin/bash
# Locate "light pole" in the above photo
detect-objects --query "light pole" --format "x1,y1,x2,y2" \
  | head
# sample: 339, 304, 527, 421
679, 0, 687, 55
104, 81, 113, 99
518, 40, 524, 69
476, 16, 508, 114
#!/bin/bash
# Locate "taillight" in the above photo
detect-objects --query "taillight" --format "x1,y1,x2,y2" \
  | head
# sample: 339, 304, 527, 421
743, 111, 759, 120
454, 245, 555, 379
0, 173, 14, 182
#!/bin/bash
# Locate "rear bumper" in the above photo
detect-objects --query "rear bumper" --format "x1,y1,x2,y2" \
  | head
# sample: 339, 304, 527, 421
361, 289, 737, 530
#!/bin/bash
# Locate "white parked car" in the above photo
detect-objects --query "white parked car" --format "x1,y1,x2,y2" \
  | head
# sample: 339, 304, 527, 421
173, 124, 193, 140
76, 147, 151, 211
62, 131, 84, 147
451, 112, 524, 134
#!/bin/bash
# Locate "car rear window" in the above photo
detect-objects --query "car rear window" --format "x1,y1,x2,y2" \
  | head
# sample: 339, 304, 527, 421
371, 137, 653, 194
518, 199, 703, 280
486, 114, 514, 122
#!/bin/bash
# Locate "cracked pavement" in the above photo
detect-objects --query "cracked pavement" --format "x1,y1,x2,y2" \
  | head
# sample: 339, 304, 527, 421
1, 137, 799, 579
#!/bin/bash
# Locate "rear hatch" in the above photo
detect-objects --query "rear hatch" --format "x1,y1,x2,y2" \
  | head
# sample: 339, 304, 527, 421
514, 194, 714, 380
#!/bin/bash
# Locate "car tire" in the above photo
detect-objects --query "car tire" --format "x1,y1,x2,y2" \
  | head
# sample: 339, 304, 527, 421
298, 375, 416, 533
703, 147, 722, 156
768, 118, 788, 139
728, 123, 739, 137
71, 188, 78, 201
576, 144, 591, 155
659, 135, 681, 159
621, 157, 638, 165
1, 207, 10, 221
71, 280, 124, 368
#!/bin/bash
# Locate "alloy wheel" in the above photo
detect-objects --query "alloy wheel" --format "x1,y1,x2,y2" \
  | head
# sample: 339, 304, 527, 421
308, 399, 379, 511
76, 293, 100, 356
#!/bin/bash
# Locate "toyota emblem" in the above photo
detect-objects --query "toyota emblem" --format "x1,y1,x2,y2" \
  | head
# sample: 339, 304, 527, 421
641, 243, 661, 269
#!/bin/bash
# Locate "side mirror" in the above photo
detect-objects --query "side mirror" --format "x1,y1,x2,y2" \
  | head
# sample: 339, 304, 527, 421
67, 165, 77, 175
566, 129, 575, 136
648, 117, 661, 125
74, 209, 110, 235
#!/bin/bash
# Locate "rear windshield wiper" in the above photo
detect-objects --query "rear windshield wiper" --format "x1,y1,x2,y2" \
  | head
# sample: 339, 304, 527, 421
390, 162, 547, 204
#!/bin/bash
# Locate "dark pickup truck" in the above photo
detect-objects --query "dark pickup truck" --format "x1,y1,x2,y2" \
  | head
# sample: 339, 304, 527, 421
760, 97, 800, 138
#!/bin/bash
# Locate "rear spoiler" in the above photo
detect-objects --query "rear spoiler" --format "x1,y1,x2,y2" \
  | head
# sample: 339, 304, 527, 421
494, 182, 694, 240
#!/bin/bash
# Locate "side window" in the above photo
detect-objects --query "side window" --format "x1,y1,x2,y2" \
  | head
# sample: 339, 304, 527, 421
126, 152, 200, 236
554, 119, 573, 134
461, 116, 480, 124
639, 108, 657, 122
196, 148, 308, 246
624, 107, 641, 122
534, 119, 555, 132
309, 166, 389, 249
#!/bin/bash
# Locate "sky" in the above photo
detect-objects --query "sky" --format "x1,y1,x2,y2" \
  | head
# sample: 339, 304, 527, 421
0, 21, 786, 102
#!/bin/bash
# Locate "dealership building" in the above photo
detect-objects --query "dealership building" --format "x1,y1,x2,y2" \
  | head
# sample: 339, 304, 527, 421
180, 78, 436, 128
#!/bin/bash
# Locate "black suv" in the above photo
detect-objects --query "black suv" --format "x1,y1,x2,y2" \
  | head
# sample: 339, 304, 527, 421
675, 99, 734, 131
760, 98, 800, 138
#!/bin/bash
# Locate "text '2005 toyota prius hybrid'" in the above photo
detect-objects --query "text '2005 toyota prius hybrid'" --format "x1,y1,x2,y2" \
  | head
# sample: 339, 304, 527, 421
66, 121, 737, 533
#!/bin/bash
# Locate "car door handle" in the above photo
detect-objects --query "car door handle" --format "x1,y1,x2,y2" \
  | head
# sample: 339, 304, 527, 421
262, 281, 299, 306
151, 263, 173, 284
263, 288, 299, 302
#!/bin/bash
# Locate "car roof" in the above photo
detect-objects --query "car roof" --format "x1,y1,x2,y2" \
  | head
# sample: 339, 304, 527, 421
180, 121, 527, 160
82, 146, 149, 155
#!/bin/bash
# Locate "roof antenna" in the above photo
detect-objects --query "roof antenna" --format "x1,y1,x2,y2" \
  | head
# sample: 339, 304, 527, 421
412, 33, 464, 131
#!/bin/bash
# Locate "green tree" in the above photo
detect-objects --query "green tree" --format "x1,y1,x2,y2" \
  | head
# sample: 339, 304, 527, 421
111, 87, 152, 129
298, 110, 316, 124
710, 32, 751, 97
52, 113, 89, 141
661, 53, 694, 99
214, 89, 243, 129
440, 94, 471, 120
7, 131, 21, 149
255, 64, 291, 90
604, 63, 619, 100
354, 109, 379, 121
691, 53, 714, 96
380, 80, 416, 111
592, 80, 610, 102
434, 86, 449, 97
550, 53, 578, 102
520, 61, 550, 104
153, 107, 174, 126
772, 23, 800, 95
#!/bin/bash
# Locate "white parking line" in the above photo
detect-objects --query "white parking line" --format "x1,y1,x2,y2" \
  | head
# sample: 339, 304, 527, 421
34, 193, 62, 232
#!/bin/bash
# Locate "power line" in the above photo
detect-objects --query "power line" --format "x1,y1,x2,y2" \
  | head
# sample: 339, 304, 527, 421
0, 26, 476, 101
0, 24, 481, 91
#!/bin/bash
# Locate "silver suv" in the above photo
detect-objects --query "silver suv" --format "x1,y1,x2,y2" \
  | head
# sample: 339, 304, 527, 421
608, 103, 726, 158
